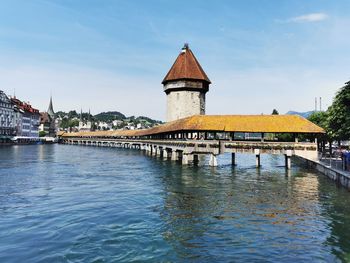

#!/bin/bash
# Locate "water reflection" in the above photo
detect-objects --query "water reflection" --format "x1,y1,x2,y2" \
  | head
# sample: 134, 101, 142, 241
158, 154, 339, 261
0, 146, 349, 262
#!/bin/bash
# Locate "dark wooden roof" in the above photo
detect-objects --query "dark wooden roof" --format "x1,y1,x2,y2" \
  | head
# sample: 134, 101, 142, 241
162, 44, 211, 84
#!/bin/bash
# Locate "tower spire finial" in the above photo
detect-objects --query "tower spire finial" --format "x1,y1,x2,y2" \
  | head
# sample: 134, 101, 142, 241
182, 43, 189, 53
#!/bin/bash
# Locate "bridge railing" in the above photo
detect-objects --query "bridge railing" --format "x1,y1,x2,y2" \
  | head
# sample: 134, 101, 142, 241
62, 137, 317, 154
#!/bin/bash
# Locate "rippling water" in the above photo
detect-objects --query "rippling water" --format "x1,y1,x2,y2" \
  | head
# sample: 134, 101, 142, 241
1, 145, 350, 262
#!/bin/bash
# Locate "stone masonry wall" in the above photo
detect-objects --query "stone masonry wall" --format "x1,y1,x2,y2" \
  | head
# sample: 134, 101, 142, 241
166, 90, 205, 122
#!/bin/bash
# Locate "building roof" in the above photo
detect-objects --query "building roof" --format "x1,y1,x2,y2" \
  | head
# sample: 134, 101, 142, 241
162, 44, 211, 84
61, 114, 325, 138
11, 97, 40, 114
40, 112, 51, 124
144, 115, 325, 134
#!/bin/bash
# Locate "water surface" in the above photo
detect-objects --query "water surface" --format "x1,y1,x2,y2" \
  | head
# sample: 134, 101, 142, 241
0, 145, 350, 262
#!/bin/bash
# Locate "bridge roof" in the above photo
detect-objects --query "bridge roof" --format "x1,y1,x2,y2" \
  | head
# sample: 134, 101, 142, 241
61, 114, 325, 138
162, 44, 211, 84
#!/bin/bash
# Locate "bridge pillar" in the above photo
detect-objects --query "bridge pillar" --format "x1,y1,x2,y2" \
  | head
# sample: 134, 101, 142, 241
182, 153, 194, 165
157, 148, 162, 157
182, 154, 189, 165
231, 152, 236, 166
255, 149, 261, 168
285, 150, 292, 169
152, 146, 157, 156
187, 154, 194, 163
163, 149, 168, 160
209, 153, 218, 167
193, 154, 199, 165
171, 150, 178, 161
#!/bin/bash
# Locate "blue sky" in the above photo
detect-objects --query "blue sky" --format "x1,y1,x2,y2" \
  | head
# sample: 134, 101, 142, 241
0, 0, 349, 120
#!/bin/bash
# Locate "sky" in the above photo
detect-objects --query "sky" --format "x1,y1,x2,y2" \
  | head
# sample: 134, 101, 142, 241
0, 0, 349, 120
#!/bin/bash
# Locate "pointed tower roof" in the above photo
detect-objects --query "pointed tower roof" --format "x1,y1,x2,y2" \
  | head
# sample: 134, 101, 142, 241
47, 96, 55, 118
162, 44, 211, 85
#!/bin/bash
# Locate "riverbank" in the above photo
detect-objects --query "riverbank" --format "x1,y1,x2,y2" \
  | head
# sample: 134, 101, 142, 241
296, 155, 350, 190
0, 137, 58, 146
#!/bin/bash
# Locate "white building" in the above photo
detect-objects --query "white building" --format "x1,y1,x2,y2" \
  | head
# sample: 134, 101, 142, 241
98, 121, 111, 130
0, 90, 15, 138
112, 119, 123, 127
78, 110, 92, 131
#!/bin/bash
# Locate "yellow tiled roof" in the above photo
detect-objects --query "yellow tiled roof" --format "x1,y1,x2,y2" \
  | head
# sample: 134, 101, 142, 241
56, 131, 66, 136
61, 115, 325, 138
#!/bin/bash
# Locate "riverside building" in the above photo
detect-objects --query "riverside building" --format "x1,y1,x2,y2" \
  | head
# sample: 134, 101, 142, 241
11, 97, 40, 137
0, 90, 15, 139
78, 109, 92, 131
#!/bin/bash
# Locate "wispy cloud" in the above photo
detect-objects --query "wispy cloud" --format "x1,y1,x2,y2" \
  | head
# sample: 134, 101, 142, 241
276, 13, 329, 23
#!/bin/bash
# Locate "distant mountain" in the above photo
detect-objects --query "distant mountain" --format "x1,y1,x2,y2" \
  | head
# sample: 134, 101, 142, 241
286, 111, 314, 118
94, 111, 126, 122
56, 110, 162, 124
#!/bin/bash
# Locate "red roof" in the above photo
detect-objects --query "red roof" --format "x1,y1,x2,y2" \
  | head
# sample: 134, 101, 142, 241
162, 44, 211, 84
11, 97, 39, 114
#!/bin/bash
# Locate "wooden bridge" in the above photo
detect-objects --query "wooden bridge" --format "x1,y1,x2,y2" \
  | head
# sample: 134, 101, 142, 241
59, 114, 324, 168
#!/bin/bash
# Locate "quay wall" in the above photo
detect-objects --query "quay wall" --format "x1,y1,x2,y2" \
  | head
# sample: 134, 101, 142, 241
297, 156, 350, 190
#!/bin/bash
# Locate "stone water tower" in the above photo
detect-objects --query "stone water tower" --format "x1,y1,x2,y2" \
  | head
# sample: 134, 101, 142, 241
162, 44, 211, 122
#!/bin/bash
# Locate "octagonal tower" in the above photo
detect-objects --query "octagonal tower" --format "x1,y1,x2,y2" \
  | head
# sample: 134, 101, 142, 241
162, 44, 211, 122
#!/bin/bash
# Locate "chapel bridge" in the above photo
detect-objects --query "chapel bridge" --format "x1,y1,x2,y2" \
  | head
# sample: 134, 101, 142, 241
59, 114, 325, 168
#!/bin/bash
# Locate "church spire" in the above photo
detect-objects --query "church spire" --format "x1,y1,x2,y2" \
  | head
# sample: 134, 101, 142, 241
47, 95, 55, 118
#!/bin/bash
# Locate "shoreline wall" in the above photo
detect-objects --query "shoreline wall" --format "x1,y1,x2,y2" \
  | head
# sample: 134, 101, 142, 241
296, 156, 350, 190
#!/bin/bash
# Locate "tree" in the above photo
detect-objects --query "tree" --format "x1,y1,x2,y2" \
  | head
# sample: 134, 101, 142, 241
327, 81, 350, 141
308, 111, 328, 130
307, 111, 329, 152
39, 131, 47, 137
68, 119, 79, 128
68, 110, 78, 119
272, 109, 279, 115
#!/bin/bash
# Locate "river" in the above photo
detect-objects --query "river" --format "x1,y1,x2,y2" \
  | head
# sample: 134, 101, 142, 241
0, 144, 349, 262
